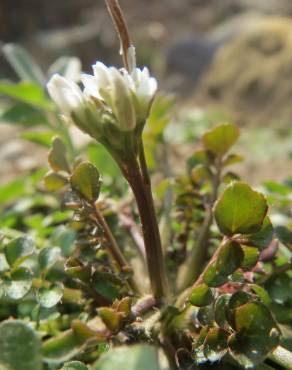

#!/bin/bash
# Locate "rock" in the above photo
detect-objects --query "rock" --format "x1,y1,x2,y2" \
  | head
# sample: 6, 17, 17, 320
198, 17, 292, 125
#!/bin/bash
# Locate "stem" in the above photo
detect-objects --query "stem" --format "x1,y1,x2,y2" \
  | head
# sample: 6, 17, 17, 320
91, 203, 139, 294
122, 154, 170, 302
268, 346, 292, 370
176, 160, 222, 292
176, 236, 228, 307
105, 0, 131, 71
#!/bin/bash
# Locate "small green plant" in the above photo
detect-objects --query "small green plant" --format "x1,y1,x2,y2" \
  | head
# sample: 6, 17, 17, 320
0, 1, 291, 370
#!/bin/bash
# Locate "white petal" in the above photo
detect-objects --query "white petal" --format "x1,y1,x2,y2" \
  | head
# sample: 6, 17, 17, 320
81, 74, 102, 100
47, 74, 83, 114
92, 62, 111, 88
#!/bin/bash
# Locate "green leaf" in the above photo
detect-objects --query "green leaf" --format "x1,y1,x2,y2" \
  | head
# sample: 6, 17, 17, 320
214, 182, 268, 236
197, 305, 215, 326
203, 262, 228, 287
0, 321, 42, 370
202, 123, 239, 157
189, 284, 214, 307
241, 246, 259, 270
3, 43, 45, 86
62, 361, 88, 370
250, 284, 271, 306
44, 172, 68, 191
223, 153, 244, 167
70, 162, 101, 202
21, 131, 56, 148
275, 226, 292, 248
48, 137, 71, 173
216, 240, 244, 276
4, 267, 33, 299
4, 237, 35, 267
0, 82, 50, 108
92, 271, 122, 302
37, 284, 63, 308
92, 345, 161, 370
98, 307, 122, 333
203, 328, 228, 362
245, 217, 274, 250
214, 294, 231, 329
228, 302, 280, 368
38, 246, 62, 271
0, 103, 47, 127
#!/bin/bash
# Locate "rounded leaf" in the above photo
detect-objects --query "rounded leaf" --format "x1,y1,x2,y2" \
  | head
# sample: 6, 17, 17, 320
37, 284, 63, 308
203, 262, 228, 287
38, 246, 62, 271
202, 123, 239, 157
70, 162, 101, 202
241, 246, 259, 270
4, 267, 33, 300
189, 284, 214, 307
216, 240, 244, 276
203, 328, 228, 362
0, 320, 42, 370
214, 182, 268, 236
44, 172, 68, 191
48, 136, 70, 173
4, 237, 35, 267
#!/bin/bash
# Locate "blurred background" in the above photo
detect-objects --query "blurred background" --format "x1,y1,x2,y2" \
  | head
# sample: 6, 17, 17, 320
0, 0, 292, 185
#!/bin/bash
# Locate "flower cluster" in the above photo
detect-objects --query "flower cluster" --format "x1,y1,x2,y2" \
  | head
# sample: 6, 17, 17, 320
47, 47, 157, 141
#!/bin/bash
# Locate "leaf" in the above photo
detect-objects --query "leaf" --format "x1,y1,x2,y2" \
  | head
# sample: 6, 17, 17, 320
0, 82, 50, 108
245, 217, 274, 250
202, 123, 239, 157
4, 237, 35, 267
37, 284, 64, 308
62, 361, 88, 370
228, 302, 281, 368
203, 328, 228, 362
203, 262, 228, 287
44, 172, 68, 191
3, 43, 46, 86
4, 267, 33, 299
0, 103, 47, 127
250, 284, 271, 306
92, 345, 161, 370
98, 307, 122, 333
223, 154, 244, 167
70, 162, 101, 202
216, 240, 244, 276
0, 321, 42, 370
214, 182, 268, 236
189, 284, 214, 307
38, 246, 62, 271
275, 225, 292, 248
92, 271, 122, 302
241, 246, 259, 270
197, 305, 215, 326
214, 294, 231, 329
48, 137, 71, 173
21, 131, 56, 148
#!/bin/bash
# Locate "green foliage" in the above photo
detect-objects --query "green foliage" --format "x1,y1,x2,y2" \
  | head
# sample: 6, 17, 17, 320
214, 182, 268, 235
92, 345, 160, 370
0, 320, 43, 370
0, 36, 291, 370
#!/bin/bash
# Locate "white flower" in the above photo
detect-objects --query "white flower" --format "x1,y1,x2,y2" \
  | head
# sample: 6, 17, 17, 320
47, 46, 158, 135
47, 75, 84, 115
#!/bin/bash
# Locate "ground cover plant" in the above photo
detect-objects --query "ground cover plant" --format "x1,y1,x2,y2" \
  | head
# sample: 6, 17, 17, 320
0, 1, 291, 369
